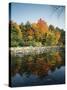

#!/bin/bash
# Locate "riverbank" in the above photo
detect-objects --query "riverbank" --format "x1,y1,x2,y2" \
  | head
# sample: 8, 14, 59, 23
10, 46, 65, 57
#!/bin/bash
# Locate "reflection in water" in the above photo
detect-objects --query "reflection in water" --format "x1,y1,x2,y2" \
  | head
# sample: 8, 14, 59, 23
11, 49, 65, 87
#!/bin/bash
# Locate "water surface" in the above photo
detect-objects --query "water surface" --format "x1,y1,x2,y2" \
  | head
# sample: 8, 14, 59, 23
11, 48, 65, 87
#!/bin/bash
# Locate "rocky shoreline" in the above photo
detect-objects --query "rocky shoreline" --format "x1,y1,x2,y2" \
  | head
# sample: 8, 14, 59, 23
10, 46, 64, 57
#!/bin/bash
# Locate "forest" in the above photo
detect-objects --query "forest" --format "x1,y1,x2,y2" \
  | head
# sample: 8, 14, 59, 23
9, 18, 65, 47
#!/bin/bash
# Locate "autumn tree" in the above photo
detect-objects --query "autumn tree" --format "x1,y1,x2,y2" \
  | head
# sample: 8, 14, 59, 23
10, 19, 65, 47
10, 21, 22, 47
37, 18, 48, 34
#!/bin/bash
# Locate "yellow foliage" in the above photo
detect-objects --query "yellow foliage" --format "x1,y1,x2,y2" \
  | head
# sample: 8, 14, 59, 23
28, 36, 33, 40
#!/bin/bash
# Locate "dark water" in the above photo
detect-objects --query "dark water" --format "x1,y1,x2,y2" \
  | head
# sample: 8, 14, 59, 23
11, 49, 65, 87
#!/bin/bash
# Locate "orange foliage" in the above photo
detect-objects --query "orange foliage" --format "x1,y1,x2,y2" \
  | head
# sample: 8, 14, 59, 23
54, 52, 62, 62
27, 29, 34, 36
37, 18, 48, 34
55, 31, 61, 41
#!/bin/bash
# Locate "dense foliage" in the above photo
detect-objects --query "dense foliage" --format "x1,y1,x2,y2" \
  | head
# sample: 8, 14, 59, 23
9, 18, 65, 47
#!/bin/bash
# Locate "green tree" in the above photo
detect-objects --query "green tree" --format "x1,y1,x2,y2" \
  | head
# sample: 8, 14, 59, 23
10, 21, 22, 47
49, 25, 55, 31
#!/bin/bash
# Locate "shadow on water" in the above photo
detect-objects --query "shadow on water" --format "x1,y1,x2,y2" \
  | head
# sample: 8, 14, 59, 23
10, 48, 65, 87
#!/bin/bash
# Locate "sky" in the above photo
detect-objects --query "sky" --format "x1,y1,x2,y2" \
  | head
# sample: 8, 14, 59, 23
10, 3, 65, 30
